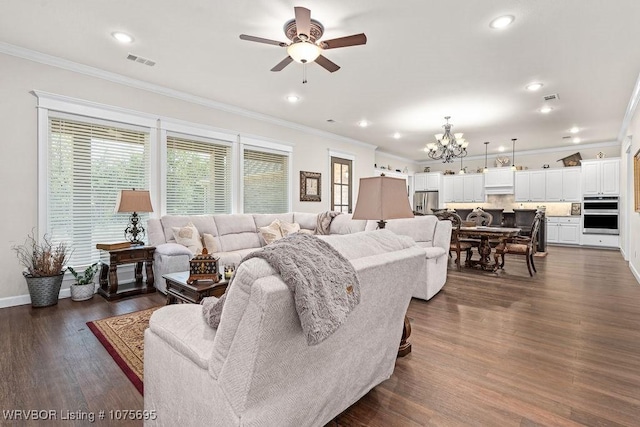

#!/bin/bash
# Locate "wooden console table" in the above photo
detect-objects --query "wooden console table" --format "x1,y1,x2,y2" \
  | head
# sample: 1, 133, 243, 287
98, 246, 156, 300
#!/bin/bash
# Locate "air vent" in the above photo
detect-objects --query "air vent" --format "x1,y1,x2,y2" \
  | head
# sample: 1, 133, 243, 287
543, 93, 559, 101
127, 53, 156, 67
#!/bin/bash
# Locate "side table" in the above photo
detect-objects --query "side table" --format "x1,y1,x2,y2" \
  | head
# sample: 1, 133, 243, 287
98, 246, 156, 300
163, 271, 228, 305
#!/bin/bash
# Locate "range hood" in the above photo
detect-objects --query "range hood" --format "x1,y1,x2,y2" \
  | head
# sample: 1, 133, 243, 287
484, 168, 514, 195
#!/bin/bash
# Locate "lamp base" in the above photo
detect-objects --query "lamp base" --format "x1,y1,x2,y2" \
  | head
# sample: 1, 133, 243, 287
377, 220, 387, 229
125, 212, 146, 245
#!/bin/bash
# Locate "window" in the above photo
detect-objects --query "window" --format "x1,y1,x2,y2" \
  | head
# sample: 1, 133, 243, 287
166, 134, 232, 215
47, 115, 150, 266
331, 156, 352, 213
243, 148, 290, 213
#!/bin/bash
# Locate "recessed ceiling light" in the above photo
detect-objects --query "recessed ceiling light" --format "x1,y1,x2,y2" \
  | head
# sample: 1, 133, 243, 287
358, 120, 369, 128
539, 106, 553, 114
286, 95, 299, 103
393, 132, 401, 139
489, 15, 515, 29
569, 127, 580, 133
112, 32, 134, 44
573, 137, 581, 144
498, 146, 505, 152
526, 82, 544, 91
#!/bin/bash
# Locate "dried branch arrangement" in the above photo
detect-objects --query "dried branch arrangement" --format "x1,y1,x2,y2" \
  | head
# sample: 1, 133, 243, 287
13, 231, 70, 277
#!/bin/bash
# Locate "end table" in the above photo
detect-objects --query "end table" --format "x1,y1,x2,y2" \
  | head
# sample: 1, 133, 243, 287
97, 245, 156, 300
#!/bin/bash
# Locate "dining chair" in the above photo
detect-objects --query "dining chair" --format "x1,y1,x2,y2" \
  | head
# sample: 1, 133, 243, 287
435, 211, 472, 270
493, 211, 544, 276
466, 209, 493, 226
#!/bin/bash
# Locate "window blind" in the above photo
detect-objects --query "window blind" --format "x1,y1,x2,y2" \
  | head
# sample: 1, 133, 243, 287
243, 149, 289, 214
48, 117, 150, 266
166, 134, 232, 215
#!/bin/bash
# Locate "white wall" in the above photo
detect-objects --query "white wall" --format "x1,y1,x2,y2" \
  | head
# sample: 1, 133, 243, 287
374, 151, 420, 174
622, 115, 640, 282
0, 53, 376, 301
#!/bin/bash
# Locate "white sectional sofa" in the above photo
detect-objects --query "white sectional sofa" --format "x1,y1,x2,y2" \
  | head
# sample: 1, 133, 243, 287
144, 230, 427, 426
147, 212, 451, 300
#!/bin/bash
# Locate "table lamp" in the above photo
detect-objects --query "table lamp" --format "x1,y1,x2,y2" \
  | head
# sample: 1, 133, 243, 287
115, 189, 153, 244
352, 176, 414, 229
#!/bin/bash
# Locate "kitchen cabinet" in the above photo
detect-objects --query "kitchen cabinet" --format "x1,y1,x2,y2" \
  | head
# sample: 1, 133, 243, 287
545, 168, 581, 202
484, 168, 514, 195
546, 216, 581, 245
443, 174, 484, 203
514, 170, 546, 202
581, 158, 620, 196
413, 172, 440, 191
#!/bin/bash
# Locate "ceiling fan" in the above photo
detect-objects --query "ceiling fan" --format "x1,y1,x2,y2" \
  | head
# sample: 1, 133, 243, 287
239, 6, 367, 74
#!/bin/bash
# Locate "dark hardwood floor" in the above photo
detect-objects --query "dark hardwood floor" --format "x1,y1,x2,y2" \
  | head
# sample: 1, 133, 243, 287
1, 246, 639, 426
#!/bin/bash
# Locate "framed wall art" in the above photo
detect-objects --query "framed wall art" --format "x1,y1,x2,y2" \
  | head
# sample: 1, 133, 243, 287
300, 171, 321, 202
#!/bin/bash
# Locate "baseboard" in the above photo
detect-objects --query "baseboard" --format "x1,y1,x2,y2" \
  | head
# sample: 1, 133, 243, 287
0, 284, 98, 309
630, 262, 640, 285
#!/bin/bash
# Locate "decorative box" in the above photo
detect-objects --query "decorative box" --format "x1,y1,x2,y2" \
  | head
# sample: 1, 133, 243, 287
187, 248, 220, 284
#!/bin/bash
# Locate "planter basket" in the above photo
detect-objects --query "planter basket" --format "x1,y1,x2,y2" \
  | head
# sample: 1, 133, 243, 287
70, 284, 95, 302
24, 273, 64, 308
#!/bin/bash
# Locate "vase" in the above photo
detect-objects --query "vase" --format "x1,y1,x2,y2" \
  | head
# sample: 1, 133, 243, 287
70, 283, 95, 301
23, 272, 64, 308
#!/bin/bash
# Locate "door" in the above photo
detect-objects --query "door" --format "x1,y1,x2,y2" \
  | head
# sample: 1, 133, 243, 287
472, 174, 485, 202
561, 168, 581, 201
443, 176, 454, 203
601, 159, 620, 195
545, 170, 563, 201
546, 221, 559, 243
414, 173, 427, 191
331, 157, 352, 213
463, 175, 475, 202
529, 171, 546, 201
514, 172, 530, 202
581, 162, 600, 195
452, 176, 464, 202
425, 173, 440, 191
558, 223, 580, 244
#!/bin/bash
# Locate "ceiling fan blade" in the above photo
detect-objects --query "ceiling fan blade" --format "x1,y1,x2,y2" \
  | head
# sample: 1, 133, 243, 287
321, 33, 367, 49
271, 56, 294, 72
294, 7, 312, 39
315, 55, 340, 73
240, 34, 287, 47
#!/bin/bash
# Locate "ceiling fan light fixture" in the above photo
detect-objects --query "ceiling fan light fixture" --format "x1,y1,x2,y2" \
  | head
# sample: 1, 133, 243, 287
287, 42, 321, 63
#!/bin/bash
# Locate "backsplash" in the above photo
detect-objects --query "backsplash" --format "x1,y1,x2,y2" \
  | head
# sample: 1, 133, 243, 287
445, 194, 575, 216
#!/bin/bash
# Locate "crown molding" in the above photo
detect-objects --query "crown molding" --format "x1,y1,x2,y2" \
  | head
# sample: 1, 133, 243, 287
618, 71, 640, 143
418, 140, 621, 166
0, 42, 376, 151
374, 150, 420, 165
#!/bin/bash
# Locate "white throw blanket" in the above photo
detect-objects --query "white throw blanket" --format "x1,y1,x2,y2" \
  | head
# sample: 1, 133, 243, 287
202, 233, 360, 345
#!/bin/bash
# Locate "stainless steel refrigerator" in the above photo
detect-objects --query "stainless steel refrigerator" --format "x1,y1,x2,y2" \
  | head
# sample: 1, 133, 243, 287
413, 191, 439, 215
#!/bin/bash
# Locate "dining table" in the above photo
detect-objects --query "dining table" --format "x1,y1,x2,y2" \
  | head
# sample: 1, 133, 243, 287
458, 226, 521, 271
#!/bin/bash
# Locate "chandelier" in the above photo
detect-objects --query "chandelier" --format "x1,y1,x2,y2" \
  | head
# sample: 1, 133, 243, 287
425, 116, 469, 163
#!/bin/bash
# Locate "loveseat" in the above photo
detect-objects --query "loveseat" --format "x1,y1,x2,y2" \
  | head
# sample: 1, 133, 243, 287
144, 230, 427, 426
147, 212, 451, 300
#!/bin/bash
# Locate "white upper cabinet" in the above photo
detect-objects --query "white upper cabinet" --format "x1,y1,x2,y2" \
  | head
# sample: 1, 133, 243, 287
515, 170, 546, 202
413, 172, 440, 191
443, 174, 484, 203
545, 168, 581, 202
581, 159, 620, 196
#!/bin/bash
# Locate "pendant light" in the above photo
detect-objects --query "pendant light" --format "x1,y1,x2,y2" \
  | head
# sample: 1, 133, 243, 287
458, 154, 465, 174
510, 138, 517, 171
483, 141, 490, 173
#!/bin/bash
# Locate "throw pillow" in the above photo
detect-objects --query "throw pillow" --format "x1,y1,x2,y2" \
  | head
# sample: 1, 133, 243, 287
202, 233, 217, 253
172, 222, 203, 255
298, 228, 315, 235
258, 219, 283, 245
280, 220, 301, 237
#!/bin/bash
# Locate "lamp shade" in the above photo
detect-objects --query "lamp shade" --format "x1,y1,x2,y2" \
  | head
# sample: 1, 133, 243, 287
115, 189, 153, 213
352, 176, 414, 223
287, 42, 321, 63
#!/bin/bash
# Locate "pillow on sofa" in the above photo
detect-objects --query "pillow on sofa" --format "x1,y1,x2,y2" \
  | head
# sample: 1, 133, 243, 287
259, 219, 283, 245
172, 222, 203, 255
280, 220, 301, 237
202, 233, 217, 253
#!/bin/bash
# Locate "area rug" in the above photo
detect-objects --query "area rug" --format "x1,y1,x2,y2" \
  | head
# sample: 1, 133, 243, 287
87, 306, 161, 395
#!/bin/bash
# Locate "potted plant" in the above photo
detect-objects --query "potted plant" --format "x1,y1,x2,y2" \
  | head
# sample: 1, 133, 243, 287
13, 231, 70, 307
68, 263, 99, 301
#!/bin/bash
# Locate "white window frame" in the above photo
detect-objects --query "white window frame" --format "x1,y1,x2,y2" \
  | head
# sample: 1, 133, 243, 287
159, 119, 238, 215
35, 91, 159, 238
240, 136, 294, 214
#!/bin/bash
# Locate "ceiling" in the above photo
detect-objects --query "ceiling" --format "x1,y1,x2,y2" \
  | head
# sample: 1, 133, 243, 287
2, 0, 640, 161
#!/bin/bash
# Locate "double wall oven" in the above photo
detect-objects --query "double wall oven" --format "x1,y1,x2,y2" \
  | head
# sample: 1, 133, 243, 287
582, 196, 619, 235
